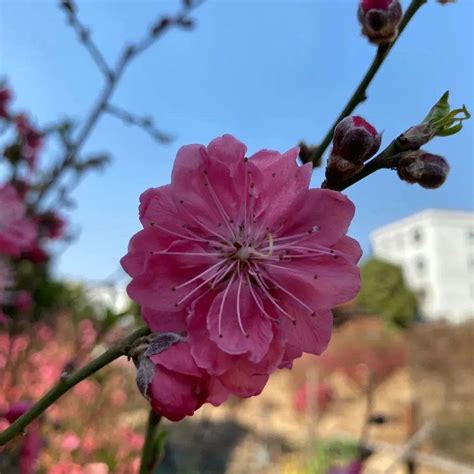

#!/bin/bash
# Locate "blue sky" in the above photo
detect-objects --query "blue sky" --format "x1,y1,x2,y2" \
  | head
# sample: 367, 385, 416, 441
1, 0, 473, 282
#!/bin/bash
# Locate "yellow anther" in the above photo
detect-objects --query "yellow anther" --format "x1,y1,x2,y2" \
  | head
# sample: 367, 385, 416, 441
267, 232, 274, 256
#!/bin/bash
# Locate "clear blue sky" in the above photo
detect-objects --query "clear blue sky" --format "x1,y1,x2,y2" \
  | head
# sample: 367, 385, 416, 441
1, 0, 473, 282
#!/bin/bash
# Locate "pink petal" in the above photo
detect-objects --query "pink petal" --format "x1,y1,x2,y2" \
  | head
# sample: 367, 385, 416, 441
281, 308, 333, 355
279, 344, 303, 369
142, 307, 187, 333
283, 188, 355, 246
139, 184, 178, 228
121, 227, 176, 277
149, 366, 202, 421
206, 134, 247, 166
266, 253, 360, 310
250, 148, 312, 231
207, 280, 273, 362
206, 377, 231, 406
127, 251, 212, 311
218, 362, 269, 398
332, 235, 363, 263
151, 342, 204, 378
187, 294, 239, 375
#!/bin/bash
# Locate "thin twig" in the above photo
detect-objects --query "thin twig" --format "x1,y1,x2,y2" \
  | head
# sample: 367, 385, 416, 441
105, 104, 173, 143
35, 0, 204, 207
0, 326, 151, 446
384, 421, 435, 473
307, 0, 428, 167
139, 410, 163, 474
60, 0, 113, 79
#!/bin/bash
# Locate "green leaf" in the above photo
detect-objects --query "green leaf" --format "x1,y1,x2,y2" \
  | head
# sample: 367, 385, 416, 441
423, 91, 450, 124
436, 122, 463, 137
422, 92, 470, 139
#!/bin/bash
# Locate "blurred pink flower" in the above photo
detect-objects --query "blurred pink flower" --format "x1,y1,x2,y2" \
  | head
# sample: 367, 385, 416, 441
38, 211, 67, 239
20, 431, 43, 474
1, 401, 42, 474
49, 463, 85, 474
14, 114, 43, 169
84, 463, 110, 474
14, 290, 33, 312
0, 184, 37, 256
328, 461, 363, 474
123, 135, 361, 399
123, 429, 144, 451
78, 319, 98, 350
2, 400, 32, 423
61, 432, 81, 452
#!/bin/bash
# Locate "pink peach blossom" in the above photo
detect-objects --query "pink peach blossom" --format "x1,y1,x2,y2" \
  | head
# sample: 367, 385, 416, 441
61, 432, 81, 452
123, 135, 361, 402
0, 184, 37, 256
147, 341, 230, 421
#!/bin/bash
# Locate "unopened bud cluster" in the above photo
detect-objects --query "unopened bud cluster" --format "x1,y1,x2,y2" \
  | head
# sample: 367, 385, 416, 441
396, 151, 449, 189
358, 0, 403, 45
326, 116, 381, 185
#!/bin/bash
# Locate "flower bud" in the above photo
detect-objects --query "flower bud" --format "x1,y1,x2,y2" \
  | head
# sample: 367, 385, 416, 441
22, 245, 50, 264
325, 154, 364, 185
397, 151, 449, 189
332, 116, 381, 163
398, 123, 435, 151
358, 0, 403, 45
0, 87, 12, 119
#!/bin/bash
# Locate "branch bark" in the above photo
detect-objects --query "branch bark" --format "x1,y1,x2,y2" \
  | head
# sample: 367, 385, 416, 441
307, 0, 428, 167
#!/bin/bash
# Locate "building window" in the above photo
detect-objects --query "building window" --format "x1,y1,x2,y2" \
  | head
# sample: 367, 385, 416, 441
468, 230, 474, 242
415, 257, 425, 275
413, 229, 423, 244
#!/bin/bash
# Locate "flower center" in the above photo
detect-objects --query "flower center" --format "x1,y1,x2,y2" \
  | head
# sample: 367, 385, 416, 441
233, 242, 253, 262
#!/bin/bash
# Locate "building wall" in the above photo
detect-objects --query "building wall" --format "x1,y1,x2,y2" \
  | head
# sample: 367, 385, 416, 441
370, 210, 474, 323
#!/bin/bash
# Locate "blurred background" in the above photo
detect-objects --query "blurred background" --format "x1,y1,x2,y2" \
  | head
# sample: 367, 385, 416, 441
0, 0, 473, 473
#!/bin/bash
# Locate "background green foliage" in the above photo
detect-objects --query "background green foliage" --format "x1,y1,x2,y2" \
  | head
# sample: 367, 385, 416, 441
357, 258, 418, 328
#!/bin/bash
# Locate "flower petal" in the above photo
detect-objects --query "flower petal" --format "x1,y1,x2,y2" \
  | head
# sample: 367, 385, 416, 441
207, 280, 273, 362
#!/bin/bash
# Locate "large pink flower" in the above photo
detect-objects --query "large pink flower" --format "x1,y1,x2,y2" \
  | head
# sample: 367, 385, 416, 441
122, 135, 361, 397
0, 184, 37, 256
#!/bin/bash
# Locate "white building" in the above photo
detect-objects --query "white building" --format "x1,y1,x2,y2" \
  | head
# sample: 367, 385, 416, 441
370, 209, 474, 323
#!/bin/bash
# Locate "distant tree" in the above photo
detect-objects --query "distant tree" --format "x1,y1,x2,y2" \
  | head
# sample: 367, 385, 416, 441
357, 258, 418, 328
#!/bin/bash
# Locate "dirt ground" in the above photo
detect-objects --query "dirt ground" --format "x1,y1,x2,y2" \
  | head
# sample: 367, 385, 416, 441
164, 319, 474, 474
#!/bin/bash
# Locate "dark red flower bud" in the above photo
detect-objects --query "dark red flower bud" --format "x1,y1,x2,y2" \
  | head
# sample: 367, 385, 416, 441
14, 114, 43, 169
332, 116, 381, 163
38, 212, 66, 239
0, 87, 12, 119
397, 151, 449, 189
358, 0, 403, 45
325, 154, 364, 185
12, 179, 30, 199
2, 401, 32, 423
22, 245, 50, 264
398, 124, 436, 151
14, 291, 33, 312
